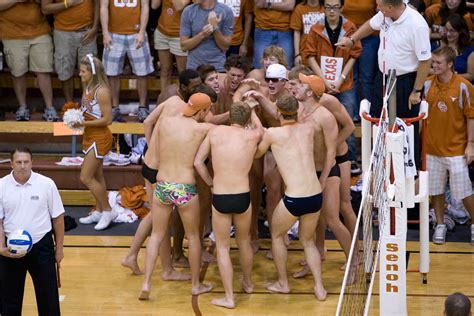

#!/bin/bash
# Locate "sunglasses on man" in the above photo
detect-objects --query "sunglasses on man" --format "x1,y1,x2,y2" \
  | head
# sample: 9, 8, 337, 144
264, 77, 287, 83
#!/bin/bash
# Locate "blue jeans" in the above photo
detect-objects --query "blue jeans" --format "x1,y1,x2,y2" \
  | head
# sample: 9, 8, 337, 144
226, 45, 240, 57
336, 89, 357, 162
353, 35, 379, 118
253, 28, 293, 69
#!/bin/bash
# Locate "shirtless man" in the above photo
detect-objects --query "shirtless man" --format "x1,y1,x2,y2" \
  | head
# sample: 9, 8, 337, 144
287, 71, 354, 277
122, 70, 206, 274
138, 92, 215, 300
255, 94, 327, 301
194, 101, 263, 309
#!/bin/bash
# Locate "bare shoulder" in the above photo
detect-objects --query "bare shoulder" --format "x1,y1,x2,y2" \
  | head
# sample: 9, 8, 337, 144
320, 93, 341, 113
247, 69, 264, 80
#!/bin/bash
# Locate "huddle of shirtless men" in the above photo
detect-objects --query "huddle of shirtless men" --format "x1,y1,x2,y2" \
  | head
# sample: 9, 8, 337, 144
121, 46, 357, 309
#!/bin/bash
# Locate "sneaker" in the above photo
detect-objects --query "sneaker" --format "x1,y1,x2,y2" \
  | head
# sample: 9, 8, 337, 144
43, 107, 59, 122
103, 152, 131, 166
432, 224, 447, 244
351, 161, 361, 175
112, 106, 124, 122
137, 107, 149, 122
129, 152, 142, 164
79, 210, 102, 224
15, 107, 30, 121
94, 209, 118, 230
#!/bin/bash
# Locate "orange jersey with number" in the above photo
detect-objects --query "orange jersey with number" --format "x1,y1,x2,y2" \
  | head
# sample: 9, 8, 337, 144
54, 0, 94, 31
290, 4, 324, 64
108, 0, 141, 34
219, 0, 252, 45
0, 3, 50, 39
425, 74, 474, 157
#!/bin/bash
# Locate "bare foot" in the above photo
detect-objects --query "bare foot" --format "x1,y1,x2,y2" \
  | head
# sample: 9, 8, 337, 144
299, 258, 307, 266
266, 281, 290, 294
161, 269, 192, 281
172, 255, 190, 268
240, 277, 254, 294
192, 283, 213, 295
314, 285, 327, 301
138, 283, 151, 300
293, 265, 310, 279
211, 297, 235, 309
265, 250, 273, 260
251, 239, 260, 254
122, 256, 143, 275
201, 249, 217, 263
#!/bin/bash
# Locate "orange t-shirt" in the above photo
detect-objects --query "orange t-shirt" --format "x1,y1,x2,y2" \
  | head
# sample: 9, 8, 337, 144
252, 0, 292, 32
108, 0, 141, 34
290, 4, 324, 64
54, 0, 94, 31
423, 0, 441, 7
425, 74, 474, 157
219, 0, 252, 45
157, 0, 183, 37
341, 0, 376, 28
0, 3, 50, 40
425, 4, 474, 31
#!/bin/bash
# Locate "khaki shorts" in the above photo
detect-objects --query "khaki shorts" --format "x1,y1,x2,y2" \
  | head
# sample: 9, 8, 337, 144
53, 29, 97, 81
153, 29, 187, 57
2, 34, 54, 77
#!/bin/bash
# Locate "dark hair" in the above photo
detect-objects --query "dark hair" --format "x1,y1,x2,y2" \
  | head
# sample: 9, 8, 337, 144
288, 65, 314, 80
10, 147, 32, 160
381, 0, 403, 6
229, 102, 251, 126
178, 69, 200, 86
408, 0, 426, 13
324, 0, 344, 6
440, 0, 467, 24
445, 292, 471, 316
276, 95, 299, 120
190, 84, 218, 103
225, 55, 251, 74
444, 13, 471, 52
432, 45, 457, 65
196, 64, 217, 82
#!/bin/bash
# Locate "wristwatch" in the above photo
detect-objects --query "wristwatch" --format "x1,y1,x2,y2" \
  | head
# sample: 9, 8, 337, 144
412, 88, 422, 93
349, 36, 356, 45
341, 74, 347, 81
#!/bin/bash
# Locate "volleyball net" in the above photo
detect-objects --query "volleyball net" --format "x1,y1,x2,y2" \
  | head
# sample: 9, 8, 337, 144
336, 70, 431, 316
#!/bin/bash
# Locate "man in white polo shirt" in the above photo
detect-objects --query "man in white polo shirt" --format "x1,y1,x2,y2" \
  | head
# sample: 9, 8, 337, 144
0, 147, 64, 316
336, 0, 431, 167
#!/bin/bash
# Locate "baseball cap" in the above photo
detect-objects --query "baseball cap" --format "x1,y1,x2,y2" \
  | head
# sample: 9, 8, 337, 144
299, 73, 325, 97
266, 64, 288, 80
182, 92, 212, 117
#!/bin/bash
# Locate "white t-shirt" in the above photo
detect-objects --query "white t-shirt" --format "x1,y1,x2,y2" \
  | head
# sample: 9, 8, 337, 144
370, 5, 431, 76
0, 171, 65, 244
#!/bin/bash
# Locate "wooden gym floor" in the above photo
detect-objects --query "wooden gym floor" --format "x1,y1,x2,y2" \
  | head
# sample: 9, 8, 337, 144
20, 236, 473, 315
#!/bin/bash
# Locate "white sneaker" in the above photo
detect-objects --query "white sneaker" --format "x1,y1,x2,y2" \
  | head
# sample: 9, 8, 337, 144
94, 209, 118, 230
79, 211, 102, 224
433, 224, 447, 245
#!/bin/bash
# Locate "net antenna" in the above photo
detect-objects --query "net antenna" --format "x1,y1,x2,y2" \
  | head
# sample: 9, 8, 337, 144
336, 69, 430, 316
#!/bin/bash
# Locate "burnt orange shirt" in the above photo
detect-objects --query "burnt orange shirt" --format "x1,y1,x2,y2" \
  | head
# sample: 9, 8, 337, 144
157, 0, 183, 37
219, 0, 252, 45
425, 74, 474, 157
0, 3, 50, 39
424, 0, 441, 7
425, 4, 474, 31
54, 0, 94, 31
290, 4, 324, 64
252, 0, 292, 32
342, 0, 376, 28
108, 0, 141, 34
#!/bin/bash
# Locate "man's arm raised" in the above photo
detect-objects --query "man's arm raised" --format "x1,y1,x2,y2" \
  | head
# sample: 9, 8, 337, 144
335, 20, 375, 50
194, 134, 213, 187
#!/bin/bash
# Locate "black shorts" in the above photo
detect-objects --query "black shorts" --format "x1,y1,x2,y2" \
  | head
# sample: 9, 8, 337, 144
336, 151, 349, 165
212, 192, 251, 214
316, 164, 341, 179
142, 163, 158, 184
283, 192, 323, 217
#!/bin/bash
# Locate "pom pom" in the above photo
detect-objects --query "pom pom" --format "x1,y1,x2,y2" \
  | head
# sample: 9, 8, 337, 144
63, 109, 84, 131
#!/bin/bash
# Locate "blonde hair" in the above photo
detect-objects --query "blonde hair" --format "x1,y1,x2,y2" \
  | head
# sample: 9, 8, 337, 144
261, 45, 288, 68
80, 55, 110, 90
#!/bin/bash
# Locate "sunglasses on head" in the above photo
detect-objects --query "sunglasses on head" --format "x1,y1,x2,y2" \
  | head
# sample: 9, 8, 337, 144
265, 77, 285, 83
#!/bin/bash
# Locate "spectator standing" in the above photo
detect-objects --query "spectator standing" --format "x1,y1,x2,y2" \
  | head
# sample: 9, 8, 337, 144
180, 0, 234, 72
218, 0, 254, 57
42, 0, 100, 108
0, 0, 58, 121
100, 0, 155, 122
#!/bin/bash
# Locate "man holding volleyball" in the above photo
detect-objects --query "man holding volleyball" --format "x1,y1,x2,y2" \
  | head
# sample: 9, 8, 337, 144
0, 148, 65, 316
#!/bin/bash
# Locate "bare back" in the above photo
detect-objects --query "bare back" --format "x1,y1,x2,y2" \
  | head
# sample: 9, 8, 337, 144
267, 123, 321, 196
157, 115, 212, 184
210, 125, 261, 194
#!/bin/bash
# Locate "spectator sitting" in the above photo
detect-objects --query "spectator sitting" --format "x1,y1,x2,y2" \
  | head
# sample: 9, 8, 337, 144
425, 0, 473, 43
445, 292, 472, 316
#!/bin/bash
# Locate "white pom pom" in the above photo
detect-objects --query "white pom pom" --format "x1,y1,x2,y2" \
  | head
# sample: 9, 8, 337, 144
63, 109, 84, 132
